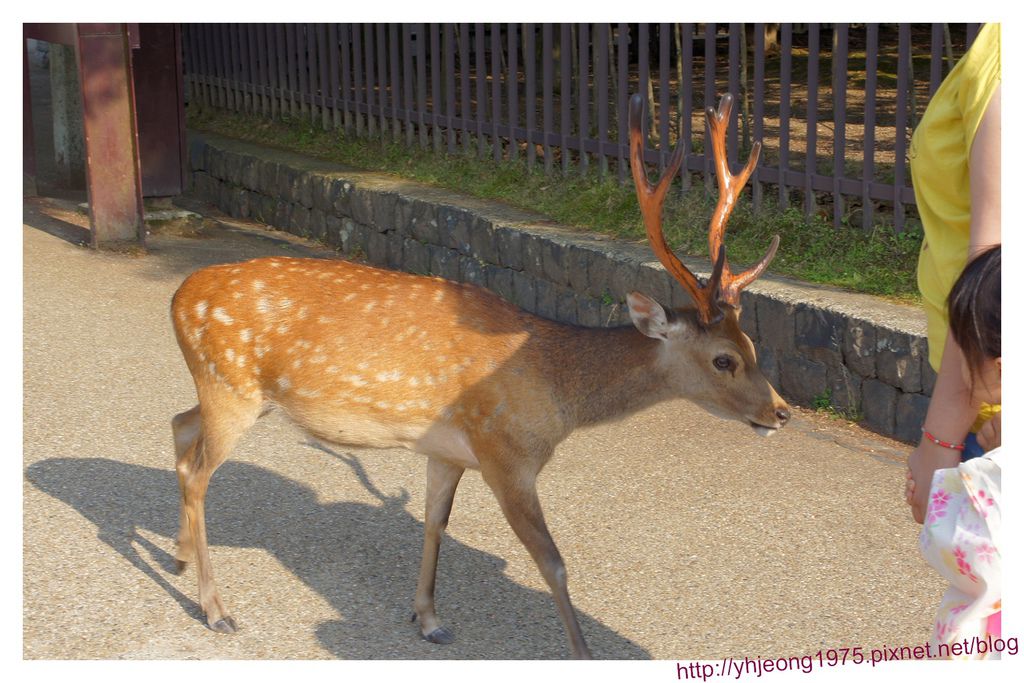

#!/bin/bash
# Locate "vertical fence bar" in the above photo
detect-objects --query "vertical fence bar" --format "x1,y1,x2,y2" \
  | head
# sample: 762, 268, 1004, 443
364, 24, 376, 136
285, 24, 298, 117
929, 23, 943, 97
317, 24, 329, 129
402, 24, 413, 145
778, 23, 791, 209
752, 23, 765, 211
638, 23, 649, 156
680, 22, 693, 191
862, 23, 878, 232
340, 24, 353, 133
376, 24, 388, 138
560, 23, 572, 174
213, 24, 226, 109
703, 22, 715, 192
543, 24, 553, 174
658, 23, 669, 173
728, 23, 739, 165
893, 23, 910, 233
596, 23, 608, 177
476, 23, 488, 158
249, 24, 263, 116
429, 24, 441, 151
832, 23, 848, 228
577, 23, 589, 174
508, 23, 519, 162
495, 24, 505, 163
616, 23, 628, 183
804, 23, 819, 219
195, 24, 210, 109
458, 23, 470, 153
389, 24, 400, 142
445, 24, 456, 152
276, 25, 289, 118
297, 24, 310, 118
265, 25, 278, 119
306, 24, 319, 123
239, 24, 252, 113
419, 23, 430, 149
352, 25, 363, 135
227, 24, 240, 112
328, 24, 340, 129
524, 23, 536, 169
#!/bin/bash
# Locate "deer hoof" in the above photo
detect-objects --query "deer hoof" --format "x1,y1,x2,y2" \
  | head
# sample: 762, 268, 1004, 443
209, 616, 238, 634
422, 627, 454, 645
174, 559, 188, 575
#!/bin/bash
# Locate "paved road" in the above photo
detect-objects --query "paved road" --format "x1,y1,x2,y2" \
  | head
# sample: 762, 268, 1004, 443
22, 197, 941, 660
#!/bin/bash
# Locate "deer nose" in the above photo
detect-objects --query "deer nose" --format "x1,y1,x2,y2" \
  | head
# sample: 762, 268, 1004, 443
775, 408, 792, 425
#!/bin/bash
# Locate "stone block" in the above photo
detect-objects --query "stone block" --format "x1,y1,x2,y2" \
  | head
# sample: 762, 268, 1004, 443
540, 236, 571, 286
439, 206, 473, 254
757, 296, 796, 353
520, 231, 547, 276
350, 187, 375, 226
779, 354, 827, 408
795, 303, 845, 365
370, 191, 398, 231
207, 148, 226, 180
366, 230, 388, 265
311, 174, 332, 212
577, 297, 603, 328
608, 257, 640, 302
876, 329, 923, 393
844, 319, 877, 379
469, 216, 499, 265
535, 278, 557, 321
485, 265, 515, 303
495, 225, 525, 271
755, 345, 781, 390
896, 392, 930, 444
827, 365, 863, 418
408, 198, 441, 245
330, 177, 354, 217
585, 246, 616, 299
556, 287, 578, 325
565, 243, 590, 292
188, 138, 207, 172
636, 263, 672, 308
258, 159, 280, 196
289, 205, 312, 238
922, 358, 938, 396
403, 238, 431, 275
310, 208, 327, 242
429, 244, 460, 281
240, 155, 260, 191
385, 232, 404, 270
459, 256, 487, 288
325, 214, 343, 249
223, 150, 243, 186
512, 270, 536, 312
738, 290, 760, 341
348, 221, 371, 256
861, 378, 898, 436
294, 172, 314, 209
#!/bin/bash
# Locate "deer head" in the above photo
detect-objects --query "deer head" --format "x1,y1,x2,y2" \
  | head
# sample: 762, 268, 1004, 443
627, 92, 790, 435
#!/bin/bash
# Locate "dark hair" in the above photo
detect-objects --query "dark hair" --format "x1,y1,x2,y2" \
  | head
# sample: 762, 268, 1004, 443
947, 245, 1000, 385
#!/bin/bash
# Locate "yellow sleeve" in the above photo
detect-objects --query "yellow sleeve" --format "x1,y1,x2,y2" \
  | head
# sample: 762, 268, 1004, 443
960, 23, 1001, 154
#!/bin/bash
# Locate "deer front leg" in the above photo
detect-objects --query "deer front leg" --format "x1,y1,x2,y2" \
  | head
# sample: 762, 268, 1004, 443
482, 461, 593, 660
413, 458, 464, 644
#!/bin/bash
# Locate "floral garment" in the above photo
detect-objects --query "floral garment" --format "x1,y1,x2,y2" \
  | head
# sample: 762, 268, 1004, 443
919, 447, 1002, 659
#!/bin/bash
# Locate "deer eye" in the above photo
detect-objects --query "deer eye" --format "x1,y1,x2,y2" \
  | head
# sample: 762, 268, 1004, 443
713, 355, 734, 371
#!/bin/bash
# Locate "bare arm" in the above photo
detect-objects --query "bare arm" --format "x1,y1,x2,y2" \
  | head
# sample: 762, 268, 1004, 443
907, 84, 1001, 524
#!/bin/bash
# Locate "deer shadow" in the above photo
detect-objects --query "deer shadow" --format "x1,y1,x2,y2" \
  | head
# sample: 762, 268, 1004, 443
25, 449, 651, 660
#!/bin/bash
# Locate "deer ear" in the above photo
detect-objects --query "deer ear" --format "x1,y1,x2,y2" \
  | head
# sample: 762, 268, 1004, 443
627, 291, 671, 340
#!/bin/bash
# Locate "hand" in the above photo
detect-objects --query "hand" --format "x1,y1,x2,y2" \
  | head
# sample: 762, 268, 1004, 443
907, 440, 961, 524
977, 412, 1001, 452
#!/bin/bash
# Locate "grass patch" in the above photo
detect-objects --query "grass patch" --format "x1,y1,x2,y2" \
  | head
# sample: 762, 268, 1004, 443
188, 107, 922, 302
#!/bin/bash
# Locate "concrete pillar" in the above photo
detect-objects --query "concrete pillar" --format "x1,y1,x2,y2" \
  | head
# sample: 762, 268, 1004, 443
49, 44, 86, 190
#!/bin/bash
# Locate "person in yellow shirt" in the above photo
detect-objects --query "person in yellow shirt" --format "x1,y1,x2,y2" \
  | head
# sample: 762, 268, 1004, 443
906, 23, 1001, 523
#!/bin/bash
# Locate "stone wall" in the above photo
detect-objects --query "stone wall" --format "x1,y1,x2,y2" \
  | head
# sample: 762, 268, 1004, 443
187, 131, 934, 443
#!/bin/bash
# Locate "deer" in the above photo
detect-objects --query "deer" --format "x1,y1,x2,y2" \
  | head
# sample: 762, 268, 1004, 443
168, 92, 789, 659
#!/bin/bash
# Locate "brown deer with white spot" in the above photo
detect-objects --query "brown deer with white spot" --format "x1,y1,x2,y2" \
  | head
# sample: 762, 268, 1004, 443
169, 93, 789, 658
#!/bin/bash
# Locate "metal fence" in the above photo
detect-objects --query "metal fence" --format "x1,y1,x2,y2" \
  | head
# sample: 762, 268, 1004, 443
182, 23, 983, 234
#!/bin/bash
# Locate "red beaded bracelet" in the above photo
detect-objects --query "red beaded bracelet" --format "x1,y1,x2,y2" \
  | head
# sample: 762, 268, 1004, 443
921, 428, 965, 451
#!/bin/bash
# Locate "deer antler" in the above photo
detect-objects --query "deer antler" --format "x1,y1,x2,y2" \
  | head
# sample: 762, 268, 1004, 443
705, 93, 780, 308
628, 94, 724, 327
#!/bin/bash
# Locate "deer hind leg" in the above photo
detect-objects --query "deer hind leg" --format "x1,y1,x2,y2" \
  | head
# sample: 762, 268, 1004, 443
172, 405, 202, 573
481, 459, 592, 660
174, 387, 261, 633
413, 457, 464, 644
